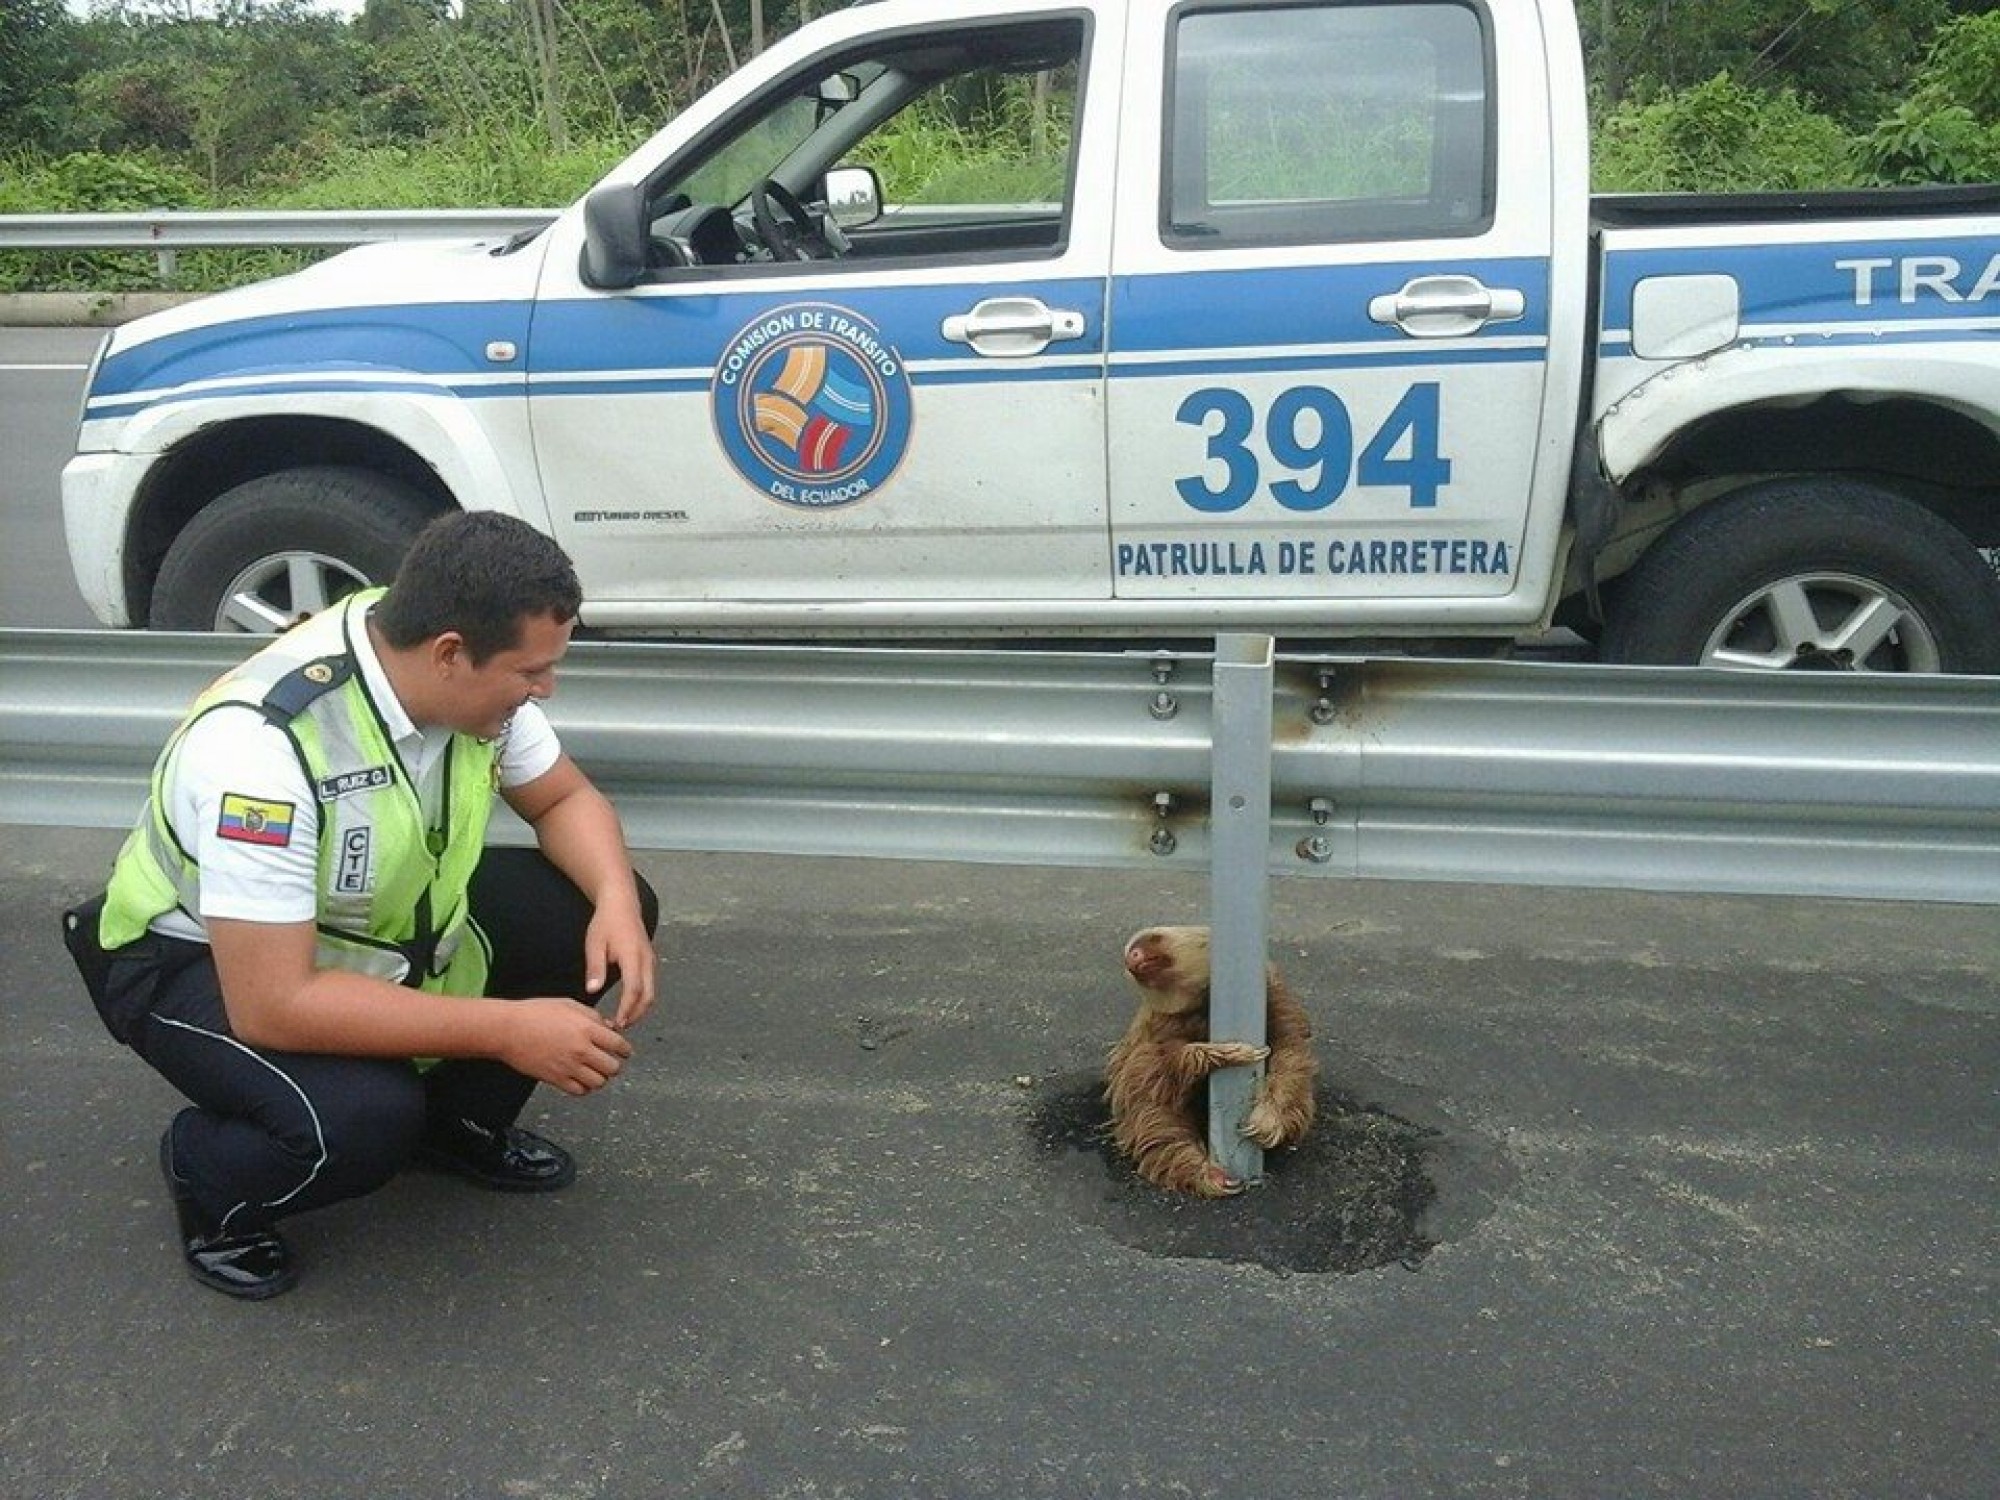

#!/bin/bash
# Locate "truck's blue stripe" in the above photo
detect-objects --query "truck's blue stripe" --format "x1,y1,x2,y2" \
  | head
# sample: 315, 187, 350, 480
1601, 234, 2000, 328
86, 243, 1991, 417
88, 339, 1558, 416
1108, 259, 1553, 349
87, 304, 534, 399
90, 263, 1549, 407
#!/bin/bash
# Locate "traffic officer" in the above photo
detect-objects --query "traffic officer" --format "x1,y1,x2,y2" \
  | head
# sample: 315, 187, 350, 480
61, 511, 659, 1300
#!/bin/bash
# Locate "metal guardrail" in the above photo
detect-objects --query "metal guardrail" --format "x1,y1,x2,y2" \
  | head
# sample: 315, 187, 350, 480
0, 209, 561, 283
4, 628, 1996, 906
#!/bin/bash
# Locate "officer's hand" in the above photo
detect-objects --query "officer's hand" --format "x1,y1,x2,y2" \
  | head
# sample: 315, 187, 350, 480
498, 997, 634, 1096
584, 902, 658, 1031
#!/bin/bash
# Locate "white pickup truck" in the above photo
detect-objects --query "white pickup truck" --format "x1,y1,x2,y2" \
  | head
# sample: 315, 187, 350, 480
61, 0, 2000, 672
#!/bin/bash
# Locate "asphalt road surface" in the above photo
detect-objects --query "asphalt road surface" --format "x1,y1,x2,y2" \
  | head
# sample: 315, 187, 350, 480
5, 825, 1997, 1499
1, 327, 101, 628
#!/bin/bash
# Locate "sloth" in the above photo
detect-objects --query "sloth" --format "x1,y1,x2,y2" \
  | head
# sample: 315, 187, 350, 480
1105, 925, 1318, 1197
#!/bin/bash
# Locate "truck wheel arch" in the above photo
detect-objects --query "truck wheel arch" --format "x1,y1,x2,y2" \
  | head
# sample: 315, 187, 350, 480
149, 466, 448, 632
1597, 348, 2000, 488
120, 408, 514, 626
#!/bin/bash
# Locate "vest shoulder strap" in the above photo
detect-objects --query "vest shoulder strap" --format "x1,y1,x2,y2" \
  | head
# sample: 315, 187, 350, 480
257, 654, 356, 725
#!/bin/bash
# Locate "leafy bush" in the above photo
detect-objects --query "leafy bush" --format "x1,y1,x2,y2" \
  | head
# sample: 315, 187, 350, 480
1860, 101, 2000, 186
0, 150, 205, 292
1856, 13, 2000, 185
14, 150, 201, 212
1593, 73, 1862, 193
1905, 11, 2000, 122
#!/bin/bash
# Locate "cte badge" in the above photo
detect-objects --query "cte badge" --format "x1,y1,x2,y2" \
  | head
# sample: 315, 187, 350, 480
335, 826, 373, 895
711, 303, 913, 510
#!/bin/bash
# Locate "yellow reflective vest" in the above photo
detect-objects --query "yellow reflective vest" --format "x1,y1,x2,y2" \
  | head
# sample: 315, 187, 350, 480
101, 590, 498, 997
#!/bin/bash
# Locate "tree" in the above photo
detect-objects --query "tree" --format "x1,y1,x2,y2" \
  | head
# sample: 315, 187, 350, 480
1581, 0, 1960, 125
1858, 10, 2000, 183
0, 0, 77, 150
62, 3, 368, 191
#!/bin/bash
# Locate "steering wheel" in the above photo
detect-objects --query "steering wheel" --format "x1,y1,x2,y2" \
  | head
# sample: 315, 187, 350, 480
750, 177, 837, 262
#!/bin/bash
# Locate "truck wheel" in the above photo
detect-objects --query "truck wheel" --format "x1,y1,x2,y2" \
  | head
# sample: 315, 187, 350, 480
151, 468, 442, 633
1600, 480, 2000, 674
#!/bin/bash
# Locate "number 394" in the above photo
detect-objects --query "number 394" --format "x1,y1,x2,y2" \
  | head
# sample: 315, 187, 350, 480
1173, 381, 1451, 512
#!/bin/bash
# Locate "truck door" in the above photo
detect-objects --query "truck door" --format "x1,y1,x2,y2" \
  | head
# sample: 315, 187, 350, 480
1108, 0, 1571, 625
525, 7, 1120, 631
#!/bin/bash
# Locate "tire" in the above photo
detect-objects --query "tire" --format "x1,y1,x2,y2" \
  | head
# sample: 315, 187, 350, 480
150, 468, 442, 633
1600, 479, 2000, 675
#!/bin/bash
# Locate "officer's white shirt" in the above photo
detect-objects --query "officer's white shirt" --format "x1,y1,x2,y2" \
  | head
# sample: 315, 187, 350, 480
152, 620, 561, 941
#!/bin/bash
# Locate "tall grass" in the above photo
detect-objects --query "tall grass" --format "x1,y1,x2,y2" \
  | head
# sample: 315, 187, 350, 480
862, 73, 1074, 205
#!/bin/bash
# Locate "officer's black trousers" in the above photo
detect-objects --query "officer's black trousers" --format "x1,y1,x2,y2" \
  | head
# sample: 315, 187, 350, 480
128, 849, 659, 1237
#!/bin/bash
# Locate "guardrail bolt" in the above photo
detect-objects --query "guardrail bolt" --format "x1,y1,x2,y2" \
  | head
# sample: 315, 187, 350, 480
1149, 791, 1178, 856
1296, 796, 1335, 862
1148, 655, 1179, 720
1310, 667, 1338, 725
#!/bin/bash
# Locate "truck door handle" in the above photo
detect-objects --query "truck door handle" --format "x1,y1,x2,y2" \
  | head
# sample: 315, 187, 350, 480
942, 297, 1087, 357
1368, 275, 1527, 338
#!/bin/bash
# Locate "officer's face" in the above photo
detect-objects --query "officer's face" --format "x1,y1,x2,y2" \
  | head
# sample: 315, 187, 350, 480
442, 610, 574, 740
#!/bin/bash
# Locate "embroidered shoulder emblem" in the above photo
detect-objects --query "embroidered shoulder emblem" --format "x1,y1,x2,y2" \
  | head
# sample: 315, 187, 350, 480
217, 793, 296, 847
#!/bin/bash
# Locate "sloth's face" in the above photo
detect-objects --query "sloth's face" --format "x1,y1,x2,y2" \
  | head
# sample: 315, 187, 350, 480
1123, 926, 1211, 1014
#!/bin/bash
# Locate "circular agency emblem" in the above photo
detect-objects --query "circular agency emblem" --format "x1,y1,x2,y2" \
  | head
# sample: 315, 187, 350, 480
711, 303, 913, 510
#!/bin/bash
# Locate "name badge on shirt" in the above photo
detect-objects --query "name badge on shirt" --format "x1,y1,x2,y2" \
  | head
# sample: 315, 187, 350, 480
316, 765, 394, 801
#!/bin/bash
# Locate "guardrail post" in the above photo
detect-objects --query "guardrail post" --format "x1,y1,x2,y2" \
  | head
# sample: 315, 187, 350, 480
1207, 633, 1275, 1186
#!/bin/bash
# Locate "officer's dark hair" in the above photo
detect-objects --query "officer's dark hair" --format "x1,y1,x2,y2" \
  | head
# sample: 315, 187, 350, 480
374, 511, 582, 663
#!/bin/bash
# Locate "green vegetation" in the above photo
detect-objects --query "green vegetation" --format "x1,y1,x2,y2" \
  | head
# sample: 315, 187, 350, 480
1593, 74, 1865, 192
2, 0, 1996, 293
867, 74, 1075, 206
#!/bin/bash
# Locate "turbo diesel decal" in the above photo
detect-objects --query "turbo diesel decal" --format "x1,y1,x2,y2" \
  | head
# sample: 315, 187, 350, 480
711, 303, 914, 510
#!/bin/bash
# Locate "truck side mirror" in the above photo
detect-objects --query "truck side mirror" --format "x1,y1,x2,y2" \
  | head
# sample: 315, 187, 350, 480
816, 72, 860, 106
580, 182, 648, 290
824, 165, 883, 230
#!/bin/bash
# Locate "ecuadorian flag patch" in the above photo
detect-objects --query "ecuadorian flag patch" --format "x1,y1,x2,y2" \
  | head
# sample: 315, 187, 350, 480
217, 793, 296, 847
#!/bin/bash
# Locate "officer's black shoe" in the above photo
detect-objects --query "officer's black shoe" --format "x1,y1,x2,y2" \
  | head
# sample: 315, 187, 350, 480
158, 1130, 297, 1301
416, 1117, 576, 1192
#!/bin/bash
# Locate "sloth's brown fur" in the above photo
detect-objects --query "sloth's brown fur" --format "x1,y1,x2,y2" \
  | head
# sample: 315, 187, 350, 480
1105, 925, 1318, 1197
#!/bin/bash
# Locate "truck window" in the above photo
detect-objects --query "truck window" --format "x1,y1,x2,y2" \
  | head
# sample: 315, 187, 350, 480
650, 18, 1086, 268
1164, 1, 1490, 247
